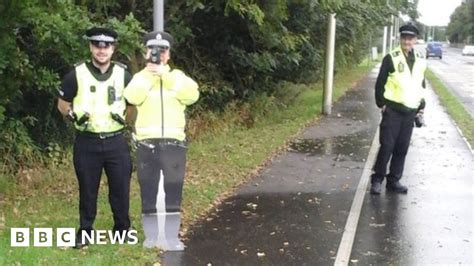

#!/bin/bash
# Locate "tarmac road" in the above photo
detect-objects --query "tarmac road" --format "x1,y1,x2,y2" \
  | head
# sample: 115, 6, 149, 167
425, 45, 474, 117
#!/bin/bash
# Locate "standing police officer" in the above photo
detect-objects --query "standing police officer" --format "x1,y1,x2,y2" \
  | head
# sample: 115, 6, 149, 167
371, 24, 427, 195
124, 31, 199, 251
57, 27, 133, 248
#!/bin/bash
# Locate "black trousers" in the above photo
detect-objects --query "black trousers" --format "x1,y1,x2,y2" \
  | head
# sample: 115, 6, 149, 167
372, 107, 416, 183
136, 139, 187, 214
73, 133, 132, 233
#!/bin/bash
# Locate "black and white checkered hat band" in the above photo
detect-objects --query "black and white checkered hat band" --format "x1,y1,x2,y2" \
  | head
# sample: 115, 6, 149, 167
87, 34, 115, 42
400, 30, 416, 35
146, 39, 170, 47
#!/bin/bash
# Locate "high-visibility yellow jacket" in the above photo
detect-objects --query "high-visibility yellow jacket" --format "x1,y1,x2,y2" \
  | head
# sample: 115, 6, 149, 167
384, 46, 427, 110
124, 65, 199, 141
73, 62, 126, 133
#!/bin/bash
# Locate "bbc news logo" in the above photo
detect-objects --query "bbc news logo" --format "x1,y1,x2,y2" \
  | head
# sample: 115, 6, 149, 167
11, 228, 138, 247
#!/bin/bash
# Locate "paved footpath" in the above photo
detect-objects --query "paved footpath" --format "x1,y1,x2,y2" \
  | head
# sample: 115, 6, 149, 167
161, 66, 473, 265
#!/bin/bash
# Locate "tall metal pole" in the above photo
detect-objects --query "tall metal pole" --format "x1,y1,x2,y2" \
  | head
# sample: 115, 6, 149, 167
394, 14, 399, 47
382, 0, 390, 55
153, 0, 164, 31
393, 14, 400, 46
323, 13, 336, 115
389, 15, 394, 51
425, 25, 428, 41
368, 34, 373, 64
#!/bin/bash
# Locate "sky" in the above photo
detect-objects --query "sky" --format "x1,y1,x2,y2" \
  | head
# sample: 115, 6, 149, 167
417, 0, 464, 26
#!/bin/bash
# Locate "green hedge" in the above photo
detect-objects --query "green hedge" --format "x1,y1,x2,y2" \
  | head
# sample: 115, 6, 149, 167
0, 0, 414, 173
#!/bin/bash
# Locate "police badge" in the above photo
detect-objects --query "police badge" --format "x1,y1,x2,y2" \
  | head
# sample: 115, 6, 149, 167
398, 62, 405, 73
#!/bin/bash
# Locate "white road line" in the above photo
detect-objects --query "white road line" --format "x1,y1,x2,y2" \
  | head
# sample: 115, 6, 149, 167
334, 128, 380, 266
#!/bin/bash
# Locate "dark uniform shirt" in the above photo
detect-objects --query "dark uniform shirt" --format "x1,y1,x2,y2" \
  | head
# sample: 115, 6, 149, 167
59, 61, 132, 102
375, 50, 426, 112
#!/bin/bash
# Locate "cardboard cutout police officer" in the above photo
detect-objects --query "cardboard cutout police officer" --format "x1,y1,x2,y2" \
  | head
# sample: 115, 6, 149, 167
124, 31, 199, 251
371, 23, 427, 195
57, 27, 133, 248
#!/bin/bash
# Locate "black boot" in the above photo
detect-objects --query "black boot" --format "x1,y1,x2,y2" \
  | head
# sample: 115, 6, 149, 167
370, 182, 382, 195
74, 229, 91, 249
386, 181, 408, 193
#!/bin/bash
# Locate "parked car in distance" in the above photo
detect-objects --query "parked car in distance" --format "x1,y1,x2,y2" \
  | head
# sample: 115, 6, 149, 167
462, 45, 474, 56
426, 42, 443, 59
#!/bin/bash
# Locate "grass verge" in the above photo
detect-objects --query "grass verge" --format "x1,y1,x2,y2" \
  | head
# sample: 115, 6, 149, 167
0, 60, 377, 265
426, 69, 474, 147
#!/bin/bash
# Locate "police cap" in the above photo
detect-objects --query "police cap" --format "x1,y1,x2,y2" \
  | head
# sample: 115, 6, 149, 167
399, 24, 419, 37
85, 27, 118, 47
144, 31, 174, 49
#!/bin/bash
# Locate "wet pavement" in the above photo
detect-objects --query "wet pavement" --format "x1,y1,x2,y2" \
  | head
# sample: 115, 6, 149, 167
161, 69, 382, 265
427, 46, 474, 116
350, 79, 474, 265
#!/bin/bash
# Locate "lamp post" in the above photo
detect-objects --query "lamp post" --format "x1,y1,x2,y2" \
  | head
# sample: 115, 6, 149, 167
153, 0, 164, 31
322, 13, 337, 115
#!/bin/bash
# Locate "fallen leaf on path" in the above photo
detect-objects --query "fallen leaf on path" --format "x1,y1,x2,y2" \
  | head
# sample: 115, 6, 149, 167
362, 251, 377, 256
369, 223, 386, 228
